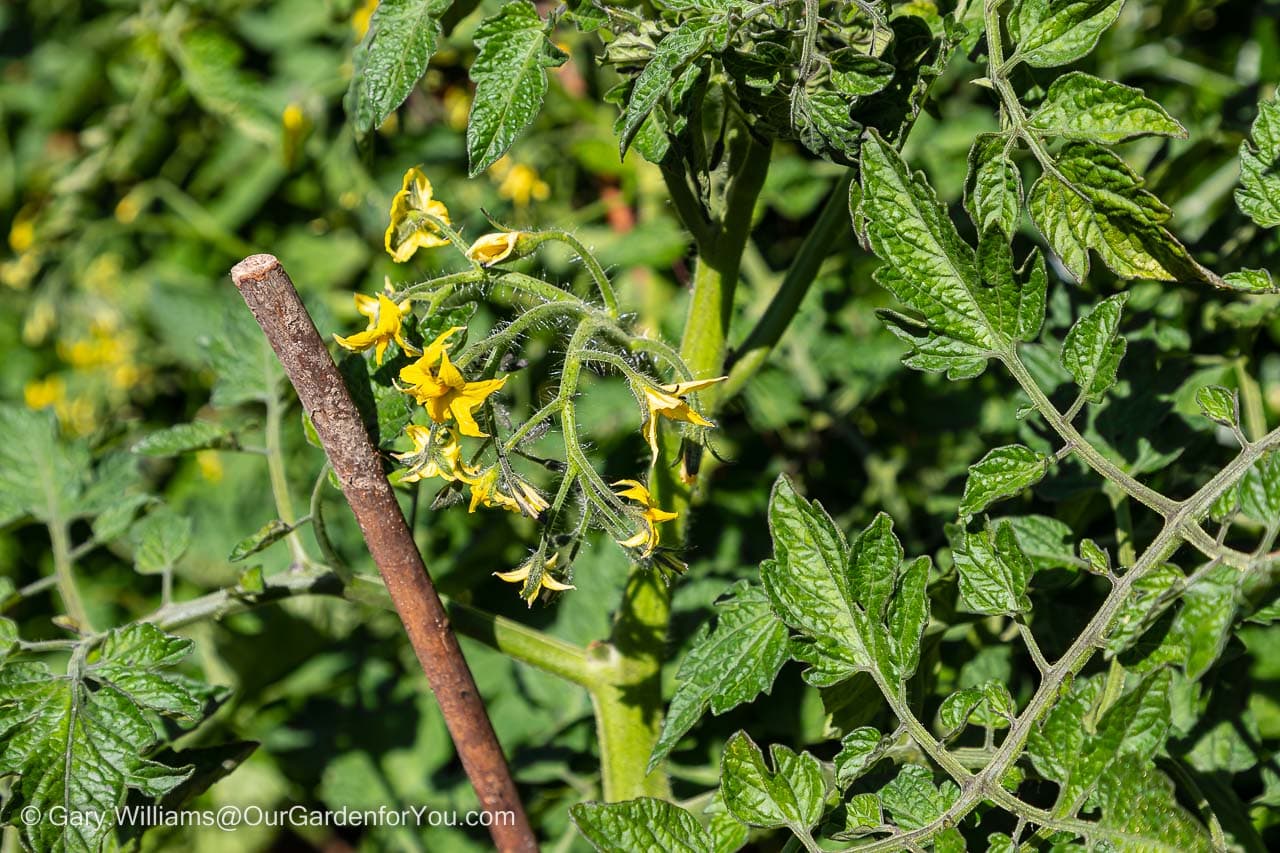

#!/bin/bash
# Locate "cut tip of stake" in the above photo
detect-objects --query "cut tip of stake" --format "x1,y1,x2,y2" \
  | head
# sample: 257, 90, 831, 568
231, 254, 284, 287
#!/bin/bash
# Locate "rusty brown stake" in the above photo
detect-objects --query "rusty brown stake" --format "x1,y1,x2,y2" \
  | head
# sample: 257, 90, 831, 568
230, 254, 538, 853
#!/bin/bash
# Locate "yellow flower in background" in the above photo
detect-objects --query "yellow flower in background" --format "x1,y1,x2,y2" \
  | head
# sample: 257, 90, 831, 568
613, 479, 678, 555
351, 0, 379, 40
466, 232, 520, 266
24, 376, 65, 410
334, 292, 419, 364
282, 104, 305, 132
640, 376, 726, 463
196, 450, 224, 483
490, 156, 550, 208
495, 554, 574, 605
8, 213, 35, 254
385, 167, 452, 262
443, 87, 471, 132
399, 348, 507, 437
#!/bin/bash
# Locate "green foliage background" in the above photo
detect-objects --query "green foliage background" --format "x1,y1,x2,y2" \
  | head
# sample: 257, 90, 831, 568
1, 0, 1279, 850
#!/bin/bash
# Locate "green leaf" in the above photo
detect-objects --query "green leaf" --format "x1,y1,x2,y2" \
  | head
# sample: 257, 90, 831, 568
1061, 293, 1127, 403
720, 733, 825, 832
1195, 385, 1240, 429
959, 444, 1051, 517
229, 518, 294, 562
834, 727, 887, 788
1029, 72, 1185, 143
860, 130, 996, 352
1093, 756, 1212, 852
1222, 268, 1280, 293
131, 506, 193, 574
205, 308, 281, 407
966, 133, 1022, 235
1236, 99, 1280, 228
879, 309, 992, 380
1106, 563, 1183, 656
346, 0, 451, 134
619, 18, 716, 157
938, 687, 984, 737
571, 798, 710, 853
793, 86, 861, 161
1011, 0, 1124, 68
1079, 538, 1111, 575
1028, 143, 1200, 283
1171, 562, 1237, 680
976, 232, 1048, 344
829, 50, 895, 96
466, 0, 567, 175
877, 764, 959, 831
1003, 515, 1078, 571
952, 521, 1034, 615
842, 792, 883, 835
886, 556, 931, 682
0, 624, 203, 853
649, 581, 789, 772
132, 422, 234, 457
1027, 675, 1102, 784
1059, 669, 1173, 808
0, 405, 90, 524
1239, 451, 1280, 526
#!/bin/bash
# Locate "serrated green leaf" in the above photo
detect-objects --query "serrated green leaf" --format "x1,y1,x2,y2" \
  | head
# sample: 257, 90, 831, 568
1028, 675, 1102, 784
649, 581, 789, 772
843, 792, 883, 834
619, 18, 716, 157
1195, 385, 1239, 429
886, 556, 930, 681
1028, 143, 1200, 283
132, 422, 234, 457
952, 521, 1034, 615
229, 518, 293, 562
1079, 538, 1111, 575
467, 0, 566, 175
0, 624, 203, 853
1106, 563, 1183, 656
571, 798, 710, 853
0, 405, 89, 524
1061, 293, 1127, 403
793, 86, 861, 161
860, 131, 997, 352
977, 232, 1048, 343
966, 133, 1022, 235
1029, 72, 1185, 143
960, 444, 1051, 517
0, 617, 17, 662
879, 309, 992, 379
968, 679, 1017, 729
89, 493, 150, 547
834, 727, 886, 788
346, 0, 451, 134
1011, 0, 1124, 68
1004, 515, 1078, 571
1222, 268, 1280, 293
131, 506, 192, 574
877, 764, 959, 831
1236, 99, 1280, 228
704, 792, 749, 853
720, 733, 825, 832
205, 308, 282, 407
933, 827, 967, 853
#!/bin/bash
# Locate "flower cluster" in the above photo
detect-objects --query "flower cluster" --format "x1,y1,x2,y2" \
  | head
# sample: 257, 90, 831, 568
334, 167, 726, 604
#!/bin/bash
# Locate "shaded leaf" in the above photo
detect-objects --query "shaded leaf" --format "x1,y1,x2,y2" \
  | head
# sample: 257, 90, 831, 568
346, 0, 451, 133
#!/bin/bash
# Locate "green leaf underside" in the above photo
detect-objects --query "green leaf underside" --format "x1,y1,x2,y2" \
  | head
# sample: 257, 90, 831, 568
346, 0, 450, 133
571, 798, 710, 853
467, 0, 567, 175
648, 581, 789, 771
132, 422, 233, 456
0, 624, 204, 853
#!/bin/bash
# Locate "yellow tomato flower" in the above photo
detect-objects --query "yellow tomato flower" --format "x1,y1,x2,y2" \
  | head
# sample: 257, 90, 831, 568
399, 349, 507, 437
495, 554, 574, 606
640, 376, 726, 463
351, 0, 378, 40
464, 468, 546, 519
334, 292, 420, 365
466, 232, 521, 266
613, 479, 678, 556
196, 450, 224, 483
24, 376, 65, 410
394, 425, 477, 484
443, 87, 471, 132
385, 167, 452, 262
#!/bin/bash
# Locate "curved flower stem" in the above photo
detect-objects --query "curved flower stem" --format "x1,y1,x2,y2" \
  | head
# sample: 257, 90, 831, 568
541, 230, 620, 319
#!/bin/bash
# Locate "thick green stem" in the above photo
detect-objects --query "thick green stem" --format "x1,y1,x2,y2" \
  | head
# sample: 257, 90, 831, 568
49, 520, 90, 631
